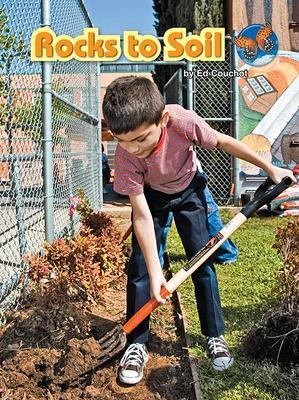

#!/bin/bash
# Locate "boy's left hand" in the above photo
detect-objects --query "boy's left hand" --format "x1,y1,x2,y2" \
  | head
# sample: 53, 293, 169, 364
268, 166, 297, 185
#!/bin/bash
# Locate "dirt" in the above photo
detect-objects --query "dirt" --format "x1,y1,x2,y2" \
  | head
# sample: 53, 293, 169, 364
243, 310, 299, 367
0, 266, 195, 400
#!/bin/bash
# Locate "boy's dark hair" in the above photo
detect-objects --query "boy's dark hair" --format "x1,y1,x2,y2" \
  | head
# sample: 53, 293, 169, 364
102, 76, 165, 134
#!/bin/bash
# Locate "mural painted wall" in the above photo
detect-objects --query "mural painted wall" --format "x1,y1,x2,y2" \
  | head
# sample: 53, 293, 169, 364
233, 0, 299, 184
238, 53, 299, 176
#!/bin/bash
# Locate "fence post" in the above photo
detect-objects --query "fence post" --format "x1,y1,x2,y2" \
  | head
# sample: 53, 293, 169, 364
177, 68, 183, 106
87, 62, 96, 205
231, 31, 240, 206
186, 59, 194, 110
186, 32, 194, 111
42, 0, 54, 241
96, 62, 103, 209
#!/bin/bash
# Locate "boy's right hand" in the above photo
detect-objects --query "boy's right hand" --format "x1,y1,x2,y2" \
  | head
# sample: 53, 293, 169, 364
149, 270, 168, 305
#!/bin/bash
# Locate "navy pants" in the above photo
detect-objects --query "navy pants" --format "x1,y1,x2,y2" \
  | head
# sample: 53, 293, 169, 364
158, 187, 238, 266
126, 171, 225, 344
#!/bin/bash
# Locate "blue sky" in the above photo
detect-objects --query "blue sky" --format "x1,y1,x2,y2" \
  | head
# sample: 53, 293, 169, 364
83, 0, 156, 34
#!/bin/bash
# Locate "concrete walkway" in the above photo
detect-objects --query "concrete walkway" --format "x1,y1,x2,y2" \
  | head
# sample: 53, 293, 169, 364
102, 183, 132, 213
102, 183, 241, 214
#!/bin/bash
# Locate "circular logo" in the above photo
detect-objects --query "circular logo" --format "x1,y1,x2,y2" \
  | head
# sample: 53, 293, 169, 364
235, 23, 278, 66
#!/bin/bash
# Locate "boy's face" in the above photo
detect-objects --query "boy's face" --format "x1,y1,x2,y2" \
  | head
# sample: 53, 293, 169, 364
112, 111, 169, 159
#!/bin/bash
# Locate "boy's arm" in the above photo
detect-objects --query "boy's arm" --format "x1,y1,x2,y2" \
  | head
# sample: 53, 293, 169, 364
216, 133, 297, 183
129, 193, 168, 304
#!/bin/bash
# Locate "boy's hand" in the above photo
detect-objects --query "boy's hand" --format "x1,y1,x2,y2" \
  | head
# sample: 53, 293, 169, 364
267, 166, 297, 185
149, 270, 169, 305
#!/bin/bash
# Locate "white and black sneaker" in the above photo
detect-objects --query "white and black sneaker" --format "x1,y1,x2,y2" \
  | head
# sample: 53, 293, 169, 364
118, 343, 149, 384
207, 335, 234, 371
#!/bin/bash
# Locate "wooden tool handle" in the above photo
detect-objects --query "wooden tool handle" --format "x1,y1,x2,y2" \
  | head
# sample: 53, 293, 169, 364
122, 286, 171, 335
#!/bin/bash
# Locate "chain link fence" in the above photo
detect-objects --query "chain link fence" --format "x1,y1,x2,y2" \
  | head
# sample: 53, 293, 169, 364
0, 0, 101, 315
194, 37, 234, 205
162, 38, 235, 204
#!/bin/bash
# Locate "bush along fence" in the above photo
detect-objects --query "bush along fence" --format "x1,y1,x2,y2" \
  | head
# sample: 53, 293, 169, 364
0, 0, 101, 317
0, 195, 131, 399
27, 190, 127, 305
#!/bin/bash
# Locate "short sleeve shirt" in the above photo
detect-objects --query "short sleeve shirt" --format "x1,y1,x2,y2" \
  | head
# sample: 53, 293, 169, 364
113, 104, 218, 196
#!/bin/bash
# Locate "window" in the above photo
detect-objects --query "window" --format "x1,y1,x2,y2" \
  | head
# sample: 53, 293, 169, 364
242, 84, 249, 93
256, 76, 274, 93
247, 93, 255, 102
248, 78, 264, 95
247, 76, 275, 96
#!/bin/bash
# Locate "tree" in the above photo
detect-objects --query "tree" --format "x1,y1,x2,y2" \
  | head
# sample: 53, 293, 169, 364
152, 0, 224, 91
0, 8, 72, 146
0, 7, 31, 140
0, 8, 26, 68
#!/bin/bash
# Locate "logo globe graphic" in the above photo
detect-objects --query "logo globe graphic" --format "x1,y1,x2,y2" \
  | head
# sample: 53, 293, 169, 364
235, 23, 278, 66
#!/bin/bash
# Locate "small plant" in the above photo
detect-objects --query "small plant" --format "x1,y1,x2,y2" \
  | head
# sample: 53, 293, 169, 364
243, 219, 299, 366
273, 220, 299, 313
27, 191, 127, 303
75, 188, 93, 221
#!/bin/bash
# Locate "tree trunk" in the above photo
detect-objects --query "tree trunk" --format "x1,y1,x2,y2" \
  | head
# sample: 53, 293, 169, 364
272, 0, 291, 50
233, 0, 248, 34
252, 0, 265, 24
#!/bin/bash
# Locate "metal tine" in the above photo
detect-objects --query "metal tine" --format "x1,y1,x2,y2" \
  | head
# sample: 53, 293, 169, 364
99, 333, 120, 350
98, 324, 122, 345
99, 330, 125, 351
97, 336, 127, 360
96, 344, 118, 361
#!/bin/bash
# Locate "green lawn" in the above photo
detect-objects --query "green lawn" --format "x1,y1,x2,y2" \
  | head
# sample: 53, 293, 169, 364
168, 211, 299, 400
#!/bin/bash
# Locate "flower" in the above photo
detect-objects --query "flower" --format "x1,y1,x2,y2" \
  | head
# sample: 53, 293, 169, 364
70, 203, 76, 217
69, 195, 82, 206
69, 195, 84, 217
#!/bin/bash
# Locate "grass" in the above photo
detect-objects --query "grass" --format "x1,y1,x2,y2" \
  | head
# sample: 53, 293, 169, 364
168, 210, 299, 400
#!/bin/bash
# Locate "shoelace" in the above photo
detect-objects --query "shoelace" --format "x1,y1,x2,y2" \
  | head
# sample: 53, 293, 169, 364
120, 343, 148, 368
207, 336, 229, 356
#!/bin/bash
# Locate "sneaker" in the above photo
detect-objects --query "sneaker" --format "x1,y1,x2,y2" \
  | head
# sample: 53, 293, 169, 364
118, 343, 149, 385
206, 335, 234, 371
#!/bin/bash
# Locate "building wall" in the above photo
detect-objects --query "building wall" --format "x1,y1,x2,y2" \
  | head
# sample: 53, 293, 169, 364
232, 0, 299, 51
232, 0, 299, 196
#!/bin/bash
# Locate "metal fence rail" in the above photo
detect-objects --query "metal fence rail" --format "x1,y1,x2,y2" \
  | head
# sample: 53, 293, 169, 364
0, 0, 101, 315
163, 68, 183, 106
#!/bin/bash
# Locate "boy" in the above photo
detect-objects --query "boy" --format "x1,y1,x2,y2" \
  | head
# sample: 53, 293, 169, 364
103, 76, 295, 385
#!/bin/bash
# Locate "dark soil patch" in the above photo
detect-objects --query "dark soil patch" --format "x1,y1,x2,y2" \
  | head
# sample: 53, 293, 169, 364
0, 275, 195, 400
243, 310, 299, 367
